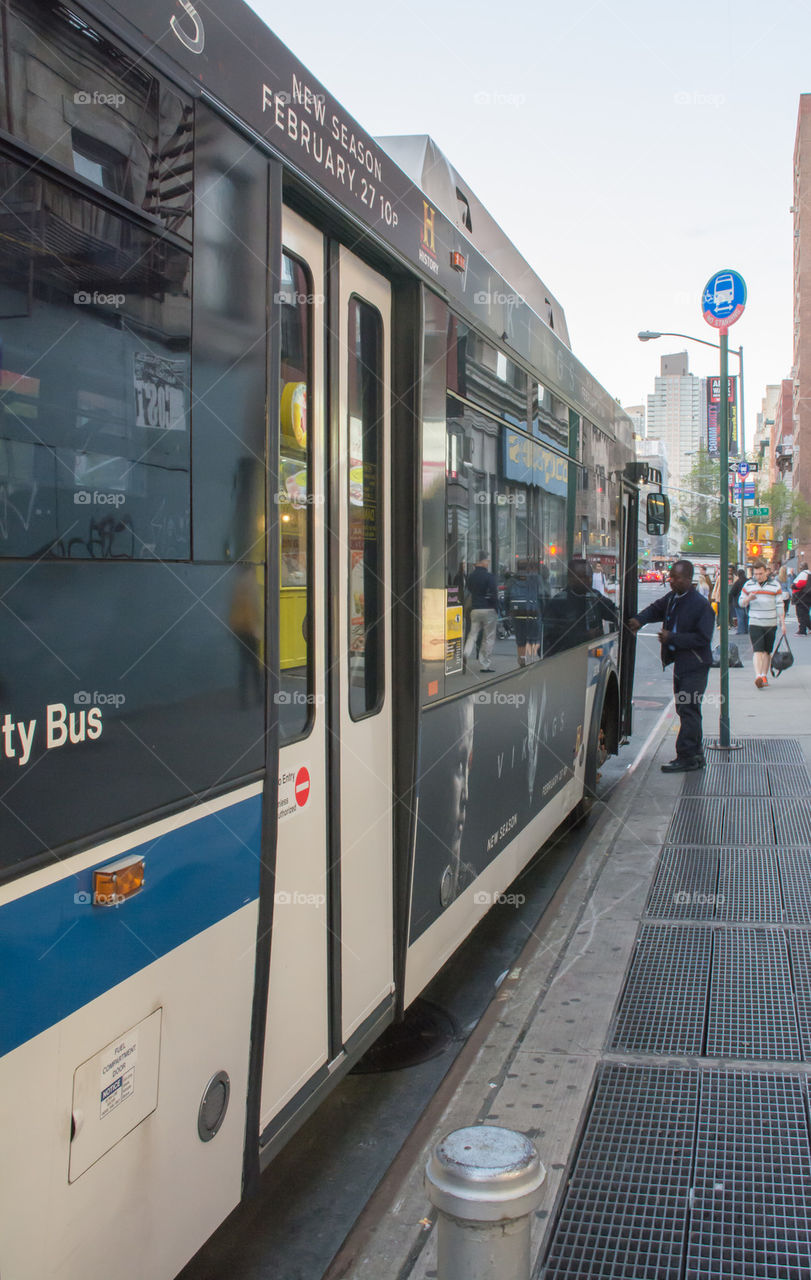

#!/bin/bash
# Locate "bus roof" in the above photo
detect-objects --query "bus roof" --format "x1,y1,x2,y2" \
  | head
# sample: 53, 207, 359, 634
89, 0, 631, 440
377, 135, 571, 348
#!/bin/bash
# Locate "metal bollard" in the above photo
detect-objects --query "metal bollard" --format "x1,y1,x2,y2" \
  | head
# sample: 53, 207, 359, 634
425, 1125, 546, 1280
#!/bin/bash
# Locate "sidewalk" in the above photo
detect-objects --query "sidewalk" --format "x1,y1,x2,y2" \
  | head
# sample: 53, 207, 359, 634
341, 638, 811, 1280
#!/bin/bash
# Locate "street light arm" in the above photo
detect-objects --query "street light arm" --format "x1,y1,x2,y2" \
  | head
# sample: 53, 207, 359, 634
638, 329, 743, 359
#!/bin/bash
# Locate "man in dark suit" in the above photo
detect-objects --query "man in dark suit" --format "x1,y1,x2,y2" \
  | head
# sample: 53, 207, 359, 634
628, 559, 715, 773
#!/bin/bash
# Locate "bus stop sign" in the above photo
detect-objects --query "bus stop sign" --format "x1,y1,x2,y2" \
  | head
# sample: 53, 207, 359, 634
702, 269, 746, 330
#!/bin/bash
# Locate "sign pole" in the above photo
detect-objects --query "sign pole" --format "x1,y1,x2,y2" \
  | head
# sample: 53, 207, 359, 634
738, 347, 745, 568
702, 268, 745, 751
719, 331, 731, 748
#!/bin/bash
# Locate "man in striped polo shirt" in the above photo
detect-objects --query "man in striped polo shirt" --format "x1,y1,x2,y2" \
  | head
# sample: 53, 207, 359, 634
739, 561, 786, 688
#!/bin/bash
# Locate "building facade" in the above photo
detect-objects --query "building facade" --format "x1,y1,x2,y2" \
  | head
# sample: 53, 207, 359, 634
774, 378, 795, 486
753, 384, 780, 483
645, 352, 704, 543
793, 95, 811, 547
623, 403, 646, 439
636, 436, 670, 561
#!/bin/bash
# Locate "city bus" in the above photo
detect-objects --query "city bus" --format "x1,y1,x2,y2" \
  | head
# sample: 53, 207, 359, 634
0, 2, 666, 1276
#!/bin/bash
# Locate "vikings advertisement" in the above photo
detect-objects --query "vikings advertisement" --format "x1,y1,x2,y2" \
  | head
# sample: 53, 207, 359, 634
409, 647, 587, 942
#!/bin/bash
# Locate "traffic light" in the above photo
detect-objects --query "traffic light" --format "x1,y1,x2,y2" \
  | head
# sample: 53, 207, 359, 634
746, 524, 757, 542
686, 535, 694, 548
748, 542, 761, 559
788, 536, 795, 552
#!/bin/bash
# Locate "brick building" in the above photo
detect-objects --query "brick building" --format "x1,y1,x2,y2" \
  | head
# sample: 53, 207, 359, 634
774, 378, 795, 486
792, 95, 811, 546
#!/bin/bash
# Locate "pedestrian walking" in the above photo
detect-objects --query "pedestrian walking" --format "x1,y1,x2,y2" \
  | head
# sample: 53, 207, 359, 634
505, 557, 541, 666
711, 568, 731, 617
590, 562, 607, 596
730, 567, 748, 634
697, 567, 713, 600
463, 551, 498, 672
739, 560, 786, 688
627, 559, 715, 773
792, 563, 811, 635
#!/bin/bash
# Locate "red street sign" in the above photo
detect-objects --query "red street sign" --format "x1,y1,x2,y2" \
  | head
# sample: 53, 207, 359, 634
295, 766, 310, 807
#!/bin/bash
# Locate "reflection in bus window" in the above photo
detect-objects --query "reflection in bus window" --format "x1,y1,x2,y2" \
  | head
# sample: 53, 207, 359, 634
192, 104, 268, 562
575, 419, 623, 584
442, 394, 571, 689
0, 159, 191, 560
446, 318, 528, 430
347, 297, 384, 720
3, 0, 193, 237
278, 254, 313, 742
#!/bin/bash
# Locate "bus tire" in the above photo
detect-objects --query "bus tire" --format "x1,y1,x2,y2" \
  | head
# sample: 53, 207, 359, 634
569, 676, 617, 827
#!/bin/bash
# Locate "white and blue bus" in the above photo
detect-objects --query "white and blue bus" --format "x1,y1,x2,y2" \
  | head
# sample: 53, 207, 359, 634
0, 3, 666, 1276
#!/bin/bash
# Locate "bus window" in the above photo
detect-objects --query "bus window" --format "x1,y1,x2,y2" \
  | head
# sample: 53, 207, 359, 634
347, 297, 384, 720
3, 0, 193, 238
0, 158, 191, 560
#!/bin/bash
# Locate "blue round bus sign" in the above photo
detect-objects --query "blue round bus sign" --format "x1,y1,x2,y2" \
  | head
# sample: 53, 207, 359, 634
702, 269, 746, 330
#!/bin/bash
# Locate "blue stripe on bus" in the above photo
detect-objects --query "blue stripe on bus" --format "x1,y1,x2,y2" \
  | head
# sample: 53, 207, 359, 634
0, 794, 263, 1056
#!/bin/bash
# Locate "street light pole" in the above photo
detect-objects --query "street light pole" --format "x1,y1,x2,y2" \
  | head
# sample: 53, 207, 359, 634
719, 333, 731, 747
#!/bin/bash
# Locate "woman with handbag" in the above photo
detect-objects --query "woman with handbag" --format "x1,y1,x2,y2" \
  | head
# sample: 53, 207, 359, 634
739, 561, 786, 688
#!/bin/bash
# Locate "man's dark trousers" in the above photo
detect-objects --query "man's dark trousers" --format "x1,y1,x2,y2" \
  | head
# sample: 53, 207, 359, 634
673, 668, 709, 760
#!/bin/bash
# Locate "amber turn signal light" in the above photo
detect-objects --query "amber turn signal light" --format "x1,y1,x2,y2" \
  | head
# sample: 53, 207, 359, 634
93, 857, 145, 906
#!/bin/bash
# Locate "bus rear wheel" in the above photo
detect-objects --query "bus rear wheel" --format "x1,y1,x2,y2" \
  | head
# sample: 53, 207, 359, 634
569, 700, 612, 828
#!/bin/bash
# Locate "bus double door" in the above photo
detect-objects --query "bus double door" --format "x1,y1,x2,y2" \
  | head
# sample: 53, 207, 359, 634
259, 210, 394, 1140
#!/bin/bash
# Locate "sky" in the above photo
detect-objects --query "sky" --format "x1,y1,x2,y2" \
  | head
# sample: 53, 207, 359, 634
248, 0, 809, 449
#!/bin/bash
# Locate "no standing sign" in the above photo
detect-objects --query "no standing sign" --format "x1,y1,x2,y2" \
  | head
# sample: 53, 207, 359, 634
702, 269, 747, 331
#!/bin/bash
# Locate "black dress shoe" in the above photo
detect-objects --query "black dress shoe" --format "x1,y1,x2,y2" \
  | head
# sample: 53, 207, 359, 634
661, 757, 702, 773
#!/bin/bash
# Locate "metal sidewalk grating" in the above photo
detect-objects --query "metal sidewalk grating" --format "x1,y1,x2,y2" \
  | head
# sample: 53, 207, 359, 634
667, 798, 727, 845
716, 849, 782, 923
762, 739, 805, 763
724, 799, 776, 844
686, 1070, 811, 1279
768, 764, 811, 797
543, 1064, 699, 1279
788, 933, 811, 1060
610, 925, 712, 1055
775, 800, 811, 845
780, 851, 811, 923
666, 798, 775, 846
646, 848, 719, 920
682, 763, 763, 795
702, 739, 766, 761
702, 738, 804, 763
706, 929, 801, 1061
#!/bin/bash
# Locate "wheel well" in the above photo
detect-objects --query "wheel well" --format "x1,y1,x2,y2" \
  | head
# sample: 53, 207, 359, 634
602, 673, 620, 755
